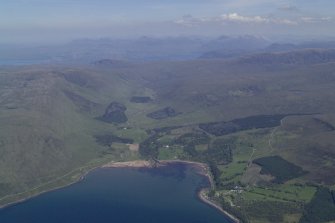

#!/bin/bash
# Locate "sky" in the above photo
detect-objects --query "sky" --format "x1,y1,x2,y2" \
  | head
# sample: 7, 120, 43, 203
1, 0, 335, 43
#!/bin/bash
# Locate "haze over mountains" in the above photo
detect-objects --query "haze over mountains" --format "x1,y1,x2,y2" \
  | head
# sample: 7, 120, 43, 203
2, 35, 335, 64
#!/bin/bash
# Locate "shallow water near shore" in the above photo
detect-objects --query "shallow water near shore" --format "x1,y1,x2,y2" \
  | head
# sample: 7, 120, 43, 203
0, 163, 233, 223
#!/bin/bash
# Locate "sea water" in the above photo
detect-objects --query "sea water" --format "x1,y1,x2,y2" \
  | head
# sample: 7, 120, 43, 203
0, 163, 233, 223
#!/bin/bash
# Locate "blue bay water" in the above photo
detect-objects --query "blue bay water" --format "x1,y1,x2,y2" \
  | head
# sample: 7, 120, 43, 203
0, 163, 233, 223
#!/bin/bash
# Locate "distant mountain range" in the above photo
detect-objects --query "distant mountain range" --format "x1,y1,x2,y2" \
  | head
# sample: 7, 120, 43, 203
199, 35, 270, 59
236, 49, 335, 65
1, 35, 335, 64
199, 39, 335, 59
265, 41, 335, 52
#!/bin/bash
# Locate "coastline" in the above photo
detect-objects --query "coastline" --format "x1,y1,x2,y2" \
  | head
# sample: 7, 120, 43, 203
0, 159, 240, 223
0, 164, 103, 209
103, 159, 240, 223
102, 159, 210, 173
198, 188, 240, 223
102, 160, 152, 168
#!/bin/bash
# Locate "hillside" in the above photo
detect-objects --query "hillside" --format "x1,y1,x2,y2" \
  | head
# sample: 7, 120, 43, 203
0, 66, 150, 205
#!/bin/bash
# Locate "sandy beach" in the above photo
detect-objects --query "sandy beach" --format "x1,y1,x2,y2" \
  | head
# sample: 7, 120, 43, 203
103, 159, 208, 172
102, 160, 152, 168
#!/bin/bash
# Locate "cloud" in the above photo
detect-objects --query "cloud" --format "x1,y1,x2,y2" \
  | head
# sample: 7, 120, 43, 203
300, 16, 332, 23
174, 12, 335, 28
175, 13, 298, 26
219, 13, 298, 25
219, 13, 268, 23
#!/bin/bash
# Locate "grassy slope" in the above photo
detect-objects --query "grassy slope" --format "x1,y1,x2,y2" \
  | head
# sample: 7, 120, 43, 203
0, 66, 149, 206
115, 60, 335, 125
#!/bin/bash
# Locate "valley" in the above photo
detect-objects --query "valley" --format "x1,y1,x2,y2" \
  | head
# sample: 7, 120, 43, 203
1, 49, 335, 222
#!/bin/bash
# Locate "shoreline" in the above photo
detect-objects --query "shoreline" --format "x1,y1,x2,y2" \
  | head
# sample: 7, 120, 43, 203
198, 188, 240, 223
0, 159, 240, 223
0, 165, 101, 210
103, 159, 240, 223
102, 159, 210, 173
